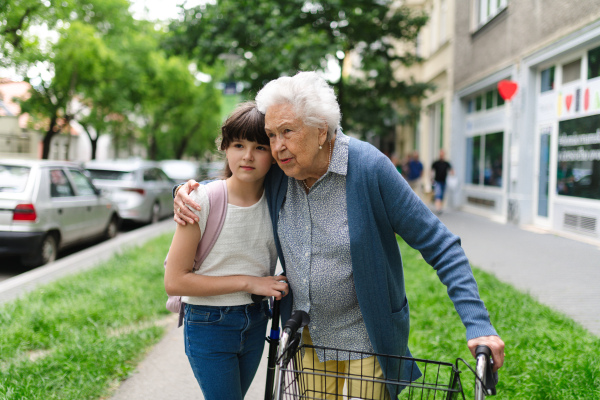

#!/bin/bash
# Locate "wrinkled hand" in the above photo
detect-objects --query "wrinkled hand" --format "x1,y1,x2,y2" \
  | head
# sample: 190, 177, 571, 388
174, 180, 201, 226
467, 335, 505, 372
247, 276, 289, 301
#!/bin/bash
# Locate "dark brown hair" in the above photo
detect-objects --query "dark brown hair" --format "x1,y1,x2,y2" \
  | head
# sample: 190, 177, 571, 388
218, 101, 268, 178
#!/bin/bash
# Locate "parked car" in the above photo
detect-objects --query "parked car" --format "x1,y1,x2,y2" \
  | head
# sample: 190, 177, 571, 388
0, 159, 120, 267
159, 159, 202, 182
85, 159, 175, 224
198, 161, 226, 181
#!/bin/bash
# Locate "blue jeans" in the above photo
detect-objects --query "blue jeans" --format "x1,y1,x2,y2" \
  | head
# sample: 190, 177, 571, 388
434, 181, 446, 200
184, 302, 268, 400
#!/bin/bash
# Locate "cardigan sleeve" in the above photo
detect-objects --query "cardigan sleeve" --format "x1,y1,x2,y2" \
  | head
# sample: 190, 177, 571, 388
363, 146, 498, 340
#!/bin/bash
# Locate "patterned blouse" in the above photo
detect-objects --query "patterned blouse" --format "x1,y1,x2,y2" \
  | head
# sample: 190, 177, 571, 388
277, 132, 374, 361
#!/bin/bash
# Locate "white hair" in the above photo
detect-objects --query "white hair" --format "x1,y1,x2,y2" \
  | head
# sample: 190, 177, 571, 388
255, 71, 341, 140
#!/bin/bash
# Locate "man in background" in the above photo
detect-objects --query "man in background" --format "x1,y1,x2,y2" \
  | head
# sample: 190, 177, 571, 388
431, 149, 453, 215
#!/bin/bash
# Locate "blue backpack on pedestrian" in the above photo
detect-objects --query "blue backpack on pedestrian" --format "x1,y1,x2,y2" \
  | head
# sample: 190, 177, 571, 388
164, 180, 228, 327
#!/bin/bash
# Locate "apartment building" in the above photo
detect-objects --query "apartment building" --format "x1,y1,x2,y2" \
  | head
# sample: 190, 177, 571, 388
452, 1, 600, 243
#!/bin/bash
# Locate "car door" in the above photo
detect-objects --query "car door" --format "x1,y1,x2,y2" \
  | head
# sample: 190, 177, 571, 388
66, 168, 110, 237
47, 168, 85, 245
154, 168, 176, 218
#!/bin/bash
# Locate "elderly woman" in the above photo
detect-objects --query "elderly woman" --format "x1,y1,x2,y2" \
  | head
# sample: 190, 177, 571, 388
173, 72, 504, 399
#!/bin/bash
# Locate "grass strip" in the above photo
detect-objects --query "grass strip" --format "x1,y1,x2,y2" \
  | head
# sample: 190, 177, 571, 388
0, 234, 173, 400
400, 238, 600, 399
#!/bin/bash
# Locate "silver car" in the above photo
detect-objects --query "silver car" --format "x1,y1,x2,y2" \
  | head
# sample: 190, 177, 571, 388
85, 159, 175, 224
0, 159, 120, 267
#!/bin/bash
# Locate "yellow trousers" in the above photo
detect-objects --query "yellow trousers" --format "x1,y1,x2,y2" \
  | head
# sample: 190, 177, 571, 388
301, 329, 389, 400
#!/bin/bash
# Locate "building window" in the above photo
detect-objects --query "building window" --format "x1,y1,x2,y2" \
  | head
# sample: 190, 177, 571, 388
541, 66, 555, 92
477, 0, 508, 28
466, 132, 504, 187
557, 115, 600, 200
562, 58, 581, 84
485, 90, 495, 110
587, 45, 600, 79
475, 95, 483, 111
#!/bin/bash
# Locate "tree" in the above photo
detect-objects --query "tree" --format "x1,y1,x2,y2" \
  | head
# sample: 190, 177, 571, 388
166, 0, 429, 138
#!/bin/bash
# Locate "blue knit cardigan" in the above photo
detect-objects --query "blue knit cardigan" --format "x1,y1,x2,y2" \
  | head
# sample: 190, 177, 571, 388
264, 137, 498, 397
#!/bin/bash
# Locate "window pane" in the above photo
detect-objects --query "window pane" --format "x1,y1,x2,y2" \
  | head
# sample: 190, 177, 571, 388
557, 115, 600, 200
483, 132, 504, 187
50, 169, 74, 197
496, 89, 505, 106
467, 99, 475, 113
541, 66, 555, 92
562, 59, 581, 84
475, 95, 483, 111
588, 45, 600, 79
0, 165, 30, 193
468, 136, 482, 184
69, 169, 96, 196
485, 90, 495, 110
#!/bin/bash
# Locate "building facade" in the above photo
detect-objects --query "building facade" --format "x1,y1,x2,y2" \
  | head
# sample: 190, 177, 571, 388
452, 0, 600, 242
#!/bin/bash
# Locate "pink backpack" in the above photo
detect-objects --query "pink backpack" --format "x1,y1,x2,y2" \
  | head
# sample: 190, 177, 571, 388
164, 180, 228, 327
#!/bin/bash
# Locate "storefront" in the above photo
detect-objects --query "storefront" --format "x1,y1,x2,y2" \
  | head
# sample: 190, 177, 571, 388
528, 42, 600, 240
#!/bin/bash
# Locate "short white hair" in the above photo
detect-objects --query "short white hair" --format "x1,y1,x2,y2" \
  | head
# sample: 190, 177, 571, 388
255, 71, 341, 140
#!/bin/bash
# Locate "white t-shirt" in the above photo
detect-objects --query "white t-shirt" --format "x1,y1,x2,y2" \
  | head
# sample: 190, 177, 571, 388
182, 183, 277, 306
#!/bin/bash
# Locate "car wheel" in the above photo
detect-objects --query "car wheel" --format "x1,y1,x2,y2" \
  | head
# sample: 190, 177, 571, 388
21, 233, 58, 267
150, 202, 160, 224
104, 215, 119, 240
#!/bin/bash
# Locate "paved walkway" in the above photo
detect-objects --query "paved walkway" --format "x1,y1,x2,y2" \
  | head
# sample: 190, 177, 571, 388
106, 208, 600, 400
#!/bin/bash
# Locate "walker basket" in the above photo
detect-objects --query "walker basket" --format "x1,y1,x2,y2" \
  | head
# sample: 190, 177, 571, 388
277, 344, 464, 400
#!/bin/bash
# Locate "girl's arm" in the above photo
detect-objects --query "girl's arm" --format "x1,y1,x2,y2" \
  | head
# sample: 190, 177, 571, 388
164, 223, 288, 299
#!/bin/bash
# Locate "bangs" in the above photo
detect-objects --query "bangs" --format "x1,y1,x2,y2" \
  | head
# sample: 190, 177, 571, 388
220, 103, 268, 149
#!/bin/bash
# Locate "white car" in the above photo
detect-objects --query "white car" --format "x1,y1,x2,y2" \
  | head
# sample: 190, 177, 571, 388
0, 159, 120, 267
85, 159, 175, 224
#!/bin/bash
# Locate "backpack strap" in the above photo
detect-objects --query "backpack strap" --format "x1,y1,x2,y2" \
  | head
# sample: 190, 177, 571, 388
192, 179, 228, 270
176, 179, 228, 327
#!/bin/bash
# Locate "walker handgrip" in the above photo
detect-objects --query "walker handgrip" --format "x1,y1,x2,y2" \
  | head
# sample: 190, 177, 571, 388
475, 345, 498, 396
282, 310, 310, 336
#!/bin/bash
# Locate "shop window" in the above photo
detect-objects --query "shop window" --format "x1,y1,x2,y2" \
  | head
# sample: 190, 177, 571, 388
562, 59, 581, 84
587, 45, 600, 79
541, 66, 555, 92
466, 132, 504, 187
475, 95, 483, 111
485, 90, 495, 110
557, 115, 600, 200
496, 89, 505, 106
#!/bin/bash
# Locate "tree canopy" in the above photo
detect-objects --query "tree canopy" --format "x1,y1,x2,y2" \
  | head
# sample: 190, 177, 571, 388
1, 0, 222, 160
166, 0, 430, 138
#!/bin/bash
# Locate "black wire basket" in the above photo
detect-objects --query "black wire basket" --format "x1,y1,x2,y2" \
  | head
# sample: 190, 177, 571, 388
277, 343, 464, 400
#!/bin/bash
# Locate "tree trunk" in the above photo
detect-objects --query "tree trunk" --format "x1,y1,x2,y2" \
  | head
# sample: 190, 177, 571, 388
41, 117, 59, 160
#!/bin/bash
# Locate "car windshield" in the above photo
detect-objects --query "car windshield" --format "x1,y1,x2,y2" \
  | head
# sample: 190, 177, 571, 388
87, 169, 135, 181
0, 165, 31, 192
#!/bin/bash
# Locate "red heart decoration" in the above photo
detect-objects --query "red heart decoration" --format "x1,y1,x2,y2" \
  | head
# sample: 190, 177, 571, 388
497, 80, 518, 101
565, 94, 573, 111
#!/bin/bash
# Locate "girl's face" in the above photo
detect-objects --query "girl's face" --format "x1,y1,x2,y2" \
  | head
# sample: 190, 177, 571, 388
225, 138, 274, 184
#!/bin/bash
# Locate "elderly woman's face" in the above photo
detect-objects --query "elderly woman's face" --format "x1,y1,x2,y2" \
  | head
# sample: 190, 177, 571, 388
264, 103, 327, 180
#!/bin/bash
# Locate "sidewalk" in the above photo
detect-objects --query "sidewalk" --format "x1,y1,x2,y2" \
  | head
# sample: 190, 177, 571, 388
107, 208, 600, 400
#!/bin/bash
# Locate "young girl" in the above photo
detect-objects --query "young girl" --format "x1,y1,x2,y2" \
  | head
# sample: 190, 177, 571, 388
164, 102, 288, 400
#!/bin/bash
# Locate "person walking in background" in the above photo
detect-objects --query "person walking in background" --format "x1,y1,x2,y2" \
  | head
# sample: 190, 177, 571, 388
406, 150, 424, 198
164, 102, 289, 400
431, 149, 453, 215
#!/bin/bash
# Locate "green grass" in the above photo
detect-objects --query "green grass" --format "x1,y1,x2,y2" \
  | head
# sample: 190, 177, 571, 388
0, 234, 173, 400
400, 238, 600, 399
1, 234, 599, 399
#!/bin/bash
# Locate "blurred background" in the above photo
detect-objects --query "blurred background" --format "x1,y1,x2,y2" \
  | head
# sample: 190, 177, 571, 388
2, 0, 600, 252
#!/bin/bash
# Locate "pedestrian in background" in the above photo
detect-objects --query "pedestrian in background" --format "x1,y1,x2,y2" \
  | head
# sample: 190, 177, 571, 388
164, 102, 288, 400
407, 150, 424, 198
431, 149, 453, 214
